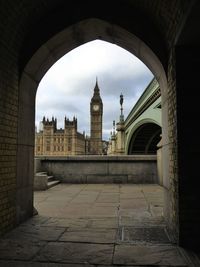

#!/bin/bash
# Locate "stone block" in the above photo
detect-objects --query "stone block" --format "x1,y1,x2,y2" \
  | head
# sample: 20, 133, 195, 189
62, 174, 87, 183
34, 173, 48, 190
87, 175, 127, 183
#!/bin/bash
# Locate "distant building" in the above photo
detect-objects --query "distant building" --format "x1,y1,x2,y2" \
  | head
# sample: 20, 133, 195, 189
90, 79, 103, 155
35, 116, 86, 156
35, 80, 108, 156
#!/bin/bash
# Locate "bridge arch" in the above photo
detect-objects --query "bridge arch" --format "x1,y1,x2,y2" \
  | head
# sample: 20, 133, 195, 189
125, 119, 161, 154
127, 121, 161, 155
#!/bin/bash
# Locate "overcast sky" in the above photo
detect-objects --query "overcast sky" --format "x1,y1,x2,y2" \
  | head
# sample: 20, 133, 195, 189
35, 40, 154, 140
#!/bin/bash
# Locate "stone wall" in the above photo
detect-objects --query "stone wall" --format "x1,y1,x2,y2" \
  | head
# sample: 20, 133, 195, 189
35, 156, 158, 184
0, 4, 19, 235
165, 47, 179, 243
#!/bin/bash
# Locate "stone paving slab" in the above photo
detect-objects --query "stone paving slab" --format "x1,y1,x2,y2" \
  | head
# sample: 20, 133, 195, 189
0, 184, 194, 266
120, 199, 148, 209
34, 242, 114, 265
70, 195, 98, 204
0, 261, 94, 267
120, 186, 142, 192
43, 217, 89, 228
20, 215, 50, 226
58, 206, 90, 218
113, 244, 188, 266
59, 228, 117, 243
44, 196, 73, 204
87, 206, 118, 217
119, 209, 148, 217
0, 239, 46, 261
47, 194, 75, 200
34, 205, 72, 217
89, 217, 118, 228
3, 225, 66, 242
120, 192, 144, 199
93, 202, 119, 207
33, 195, 49, 203
96, 194, 119, 203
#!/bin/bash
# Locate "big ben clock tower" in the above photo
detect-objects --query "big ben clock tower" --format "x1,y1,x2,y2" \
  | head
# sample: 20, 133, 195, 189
90, 79, 103, 155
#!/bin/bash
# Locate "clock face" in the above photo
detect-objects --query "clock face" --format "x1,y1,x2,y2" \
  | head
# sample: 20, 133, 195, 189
93, 104, 99, 111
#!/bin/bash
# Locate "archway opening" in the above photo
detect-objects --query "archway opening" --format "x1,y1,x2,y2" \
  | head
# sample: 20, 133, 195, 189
18, 18, 172, 254
34, 39, 154, 156
32, 37, 168, 250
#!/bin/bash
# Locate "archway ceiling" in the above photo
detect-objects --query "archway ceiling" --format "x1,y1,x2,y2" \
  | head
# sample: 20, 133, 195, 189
0, 0, 192, 72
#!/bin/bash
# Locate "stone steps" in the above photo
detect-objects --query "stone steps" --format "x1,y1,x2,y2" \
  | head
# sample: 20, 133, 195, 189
47, 174, 60, 189
34, 172, 60, 190
47, 180, 60, 189
47, 175, 55, 182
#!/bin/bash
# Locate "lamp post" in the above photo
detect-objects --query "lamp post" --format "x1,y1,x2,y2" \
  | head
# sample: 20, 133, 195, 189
120, 93, 124, 122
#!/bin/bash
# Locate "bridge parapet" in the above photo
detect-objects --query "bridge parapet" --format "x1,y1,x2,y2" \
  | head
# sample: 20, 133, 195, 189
35, 155, 158, 184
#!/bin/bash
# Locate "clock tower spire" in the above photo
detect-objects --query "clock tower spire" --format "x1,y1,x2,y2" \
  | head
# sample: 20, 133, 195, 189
90, 78, 103, 155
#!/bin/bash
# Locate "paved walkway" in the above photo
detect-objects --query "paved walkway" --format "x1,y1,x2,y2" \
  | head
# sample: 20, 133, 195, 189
0, 184, 197, 266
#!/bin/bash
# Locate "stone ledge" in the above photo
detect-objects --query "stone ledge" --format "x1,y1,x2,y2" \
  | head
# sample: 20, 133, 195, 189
36, 155, 157, 162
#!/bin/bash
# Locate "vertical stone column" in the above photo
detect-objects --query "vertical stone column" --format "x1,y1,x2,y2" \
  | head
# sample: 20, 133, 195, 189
111, 135, 117, 155
116, 121, 125, 154
17, 73, 37, 224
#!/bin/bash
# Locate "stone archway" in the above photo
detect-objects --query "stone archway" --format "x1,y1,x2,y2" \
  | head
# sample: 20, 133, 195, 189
1, 0, 200, 254
18, 17, 170, 236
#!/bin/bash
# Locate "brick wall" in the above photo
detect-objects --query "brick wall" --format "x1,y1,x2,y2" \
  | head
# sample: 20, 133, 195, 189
166, 47, 179, 242
0, 0, 47, 235
0, 11, 18, 234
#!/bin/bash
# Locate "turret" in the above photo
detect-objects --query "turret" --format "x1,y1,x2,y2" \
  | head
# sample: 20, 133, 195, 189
64, 116, 77, 130
42, 116, 57, 131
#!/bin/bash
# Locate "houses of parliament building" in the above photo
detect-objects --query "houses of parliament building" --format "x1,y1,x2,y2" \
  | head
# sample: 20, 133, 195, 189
35, 80, 106, 156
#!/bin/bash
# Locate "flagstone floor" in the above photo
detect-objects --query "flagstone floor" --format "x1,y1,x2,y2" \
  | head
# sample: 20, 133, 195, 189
0, 184, 197, 266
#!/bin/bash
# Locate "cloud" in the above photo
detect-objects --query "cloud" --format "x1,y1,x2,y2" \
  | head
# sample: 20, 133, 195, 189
35, 40, 154, 140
